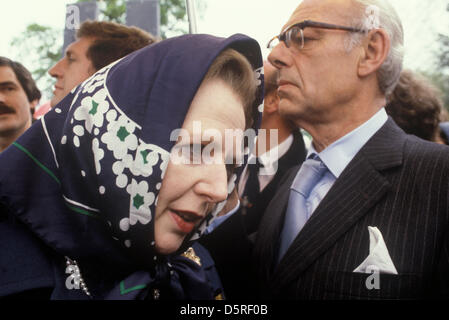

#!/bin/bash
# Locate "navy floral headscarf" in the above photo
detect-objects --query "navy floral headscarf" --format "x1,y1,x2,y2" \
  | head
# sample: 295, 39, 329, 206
0, 34, 263, 299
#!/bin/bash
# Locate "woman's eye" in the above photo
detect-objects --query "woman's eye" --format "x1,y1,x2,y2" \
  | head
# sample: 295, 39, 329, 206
187, 144, 202, 162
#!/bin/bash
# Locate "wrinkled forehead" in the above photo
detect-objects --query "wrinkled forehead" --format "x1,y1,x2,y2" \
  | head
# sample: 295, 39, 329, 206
282, 0, 359, 32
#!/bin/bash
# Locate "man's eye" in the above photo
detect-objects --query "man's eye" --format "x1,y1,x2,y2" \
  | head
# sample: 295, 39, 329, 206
290, 33, 303, 45
1, 86, 15, 92
303, 36, 314, 43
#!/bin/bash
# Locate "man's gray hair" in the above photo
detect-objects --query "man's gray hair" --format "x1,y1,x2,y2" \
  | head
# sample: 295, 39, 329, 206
346, 0, 404, 95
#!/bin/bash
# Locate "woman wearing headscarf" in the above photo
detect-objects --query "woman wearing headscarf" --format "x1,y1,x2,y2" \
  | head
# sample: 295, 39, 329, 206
0, 34, 263, 300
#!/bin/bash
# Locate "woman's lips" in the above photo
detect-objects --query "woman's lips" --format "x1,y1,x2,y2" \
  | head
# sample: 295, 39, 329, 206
169, 209, 202, 234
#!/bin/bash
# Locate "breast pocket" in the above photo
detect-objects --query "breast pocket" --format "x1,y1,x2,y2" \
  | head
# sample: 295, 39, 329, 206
324, 271, 425, 300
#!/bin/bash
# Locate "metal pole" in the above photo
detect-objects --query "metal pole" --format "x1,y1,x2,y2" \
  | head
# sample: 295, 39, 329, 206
186, 0, 198, 34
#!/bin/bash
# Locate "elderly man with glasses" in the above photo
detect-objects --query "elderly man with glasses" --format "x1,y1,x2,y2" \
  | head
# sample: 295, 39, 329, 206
201, 0, 449, 300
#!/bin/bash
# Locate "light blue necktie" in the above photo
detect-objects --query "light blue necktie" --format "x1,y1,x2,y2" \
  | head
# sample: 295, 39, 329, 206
278, 156, 328, 261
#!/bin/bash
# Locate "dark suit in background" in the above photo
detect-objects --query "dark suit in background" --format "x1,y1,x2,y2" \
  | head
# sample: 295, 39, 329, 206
242, 129, 307, 235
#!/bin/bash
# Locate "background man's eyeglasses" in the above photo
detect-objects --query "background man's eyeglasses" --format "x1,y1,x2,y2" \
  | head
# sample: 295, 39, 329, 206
267, 20, 365, 50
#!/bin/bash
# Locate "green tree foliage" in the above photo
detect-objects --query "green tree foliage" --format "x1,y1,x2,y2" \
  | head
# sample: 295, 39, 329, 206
100, 0, 127, 23
11, 0, 205, 99
436, 3, 449, 71
438, 33, 449, 71
435, 3, 449, 72
11, 24, 62, 98
80, 0, 202, 37
160, 0, 187, 38
428, 3, 449, 112
419, 71, 449, 113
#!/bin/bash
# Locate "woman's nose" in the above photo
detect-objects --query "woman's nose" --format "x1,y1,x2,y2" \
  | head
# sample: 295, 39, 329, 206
194, 163, 228, 203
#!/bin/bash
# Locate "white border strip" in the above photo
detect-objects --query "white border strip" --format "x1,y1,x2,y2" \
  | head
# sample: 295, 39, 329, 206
41, 116, 60, 169
63, 195, 100, 213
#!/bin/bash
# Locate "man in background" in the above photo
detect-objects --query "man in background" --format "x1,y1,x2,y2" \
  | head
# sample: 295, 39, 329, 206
386, 69, 446, 143
0, 57, 41, 152
238, 61, 307, 235
49, 20, 157, 107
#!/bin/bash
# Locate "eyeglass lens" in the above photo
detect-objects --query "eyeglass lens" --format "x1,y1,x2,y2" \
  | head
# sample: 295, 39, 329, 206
268, 27, 304, 50
286, 27, 304, 49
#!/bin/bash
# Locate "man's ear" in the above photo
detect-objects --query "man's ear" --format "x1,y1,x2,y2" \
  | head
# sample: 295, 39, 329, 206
358, 29, 390, 77
263, 92, 280, 114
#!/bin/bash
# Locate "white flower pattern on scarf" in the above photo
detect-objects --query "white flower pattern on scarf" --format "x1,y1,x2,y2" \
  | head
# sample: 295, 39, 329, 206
128, 142, 160, 177
101, 114, 138, 160
82, 72, 107, 94
119, 179, 155, 231
112, 156, 132, 188
73, 88, 109, 134
66, 60, 171, 248
92, 138, 104, 174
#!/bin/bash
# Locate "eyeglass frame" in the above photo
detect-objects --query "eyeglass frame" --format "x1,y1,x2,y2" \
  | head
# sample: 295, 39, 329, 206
267, 20, 366, 50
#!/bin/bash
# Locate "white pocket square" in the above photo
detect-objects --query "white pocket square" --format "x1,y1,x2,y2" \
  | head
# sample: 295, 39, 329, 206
353, 226, 398, 275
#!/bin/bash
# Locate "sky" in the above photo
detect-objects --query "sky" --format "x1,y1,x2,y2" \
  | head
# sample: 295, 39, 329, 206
0, 0, 448, 98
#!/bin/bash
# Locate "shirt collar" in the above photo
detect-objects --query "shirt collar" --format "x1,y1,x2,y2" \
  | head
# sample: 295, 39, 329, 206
248, 133, 294, 172
308, 108, 388, 178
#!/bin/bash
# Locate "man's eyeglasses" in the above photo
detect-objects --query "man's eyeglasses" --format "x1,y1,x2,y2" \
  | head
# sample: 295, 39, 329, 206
267, 20, 365, 50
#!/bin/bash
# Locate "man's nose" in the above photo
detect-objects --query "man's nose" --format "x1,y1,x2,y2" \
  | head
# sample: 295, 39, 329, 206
0, 91, 6, 103
268, 42, 291, 69
48, 59, 64, 78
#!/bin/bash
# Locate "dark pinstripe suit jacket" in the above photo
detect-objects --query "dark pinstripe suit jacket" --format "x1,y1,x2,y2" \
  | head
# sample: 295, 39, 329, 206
253, 118, 449, 299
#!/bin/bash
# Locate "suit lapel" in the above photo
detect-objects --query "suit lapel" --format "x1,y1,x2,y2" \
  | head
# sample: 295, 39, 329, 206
270, 118, 406, 292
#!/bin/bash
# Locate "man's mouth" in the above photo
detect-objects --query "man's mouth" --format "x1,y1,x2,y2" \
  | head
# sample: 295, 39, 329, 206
278, 79, 296, 87
170, 209, 203, 234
